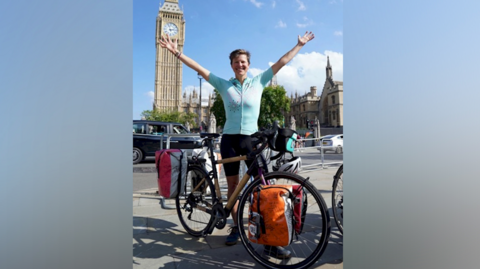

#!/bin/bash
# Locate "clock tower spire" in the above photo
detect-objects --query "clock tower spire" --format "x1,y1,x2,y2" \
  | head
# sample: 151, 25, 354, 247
154, 0, 185, 112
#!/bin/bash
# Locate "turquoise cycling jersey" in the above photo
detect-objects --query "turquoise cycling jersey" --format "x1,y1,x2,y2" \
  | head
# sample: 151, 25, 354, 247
208, 67, 274, 135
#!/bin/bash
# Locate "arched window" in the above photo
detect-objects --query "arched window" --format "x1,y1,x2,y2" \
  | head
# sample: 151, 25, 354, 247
331, 95, 336, 104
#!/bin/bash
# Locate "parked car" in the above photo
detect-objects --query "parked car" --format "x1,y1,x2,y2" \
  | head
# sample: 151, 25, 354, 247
133, 120, 203, 164
317, 134, 343, 154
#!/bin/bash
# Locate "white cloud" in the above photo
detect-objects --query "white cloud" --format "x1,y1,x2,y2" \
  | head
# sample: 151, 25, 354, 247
334, 31, 343, 36
275, 20, 287, 28
263, 51, 343, 97
244, 0, 264, 8
296, 0, 306, 11
249, 68, 264, 77
146, 91, 154, 103
296, 17, 313, 28
272, 0, 276, 8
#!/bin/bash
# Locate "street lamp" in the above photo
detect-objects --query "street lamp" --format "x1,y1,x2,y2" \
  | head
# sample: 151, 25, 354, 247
197, 73, 203, 131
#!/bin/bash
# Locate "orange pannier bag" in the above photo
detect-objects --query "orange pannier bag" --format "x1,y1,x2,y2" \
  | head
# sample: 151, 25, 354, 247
248, 185, 295, 247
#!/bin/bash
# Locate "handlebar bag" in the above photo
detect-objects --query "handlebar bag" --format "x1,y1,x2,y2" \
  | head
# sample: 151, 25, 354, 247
270, 128, 298, 153
248, 185, 295, 247
155, 149, 187, 198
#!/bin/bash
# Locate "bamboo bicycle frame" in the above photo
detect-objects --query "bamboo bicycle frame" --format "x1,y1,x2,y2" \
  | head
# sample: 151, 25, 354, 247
215, 156, 256, 210
192, 136, 268, 216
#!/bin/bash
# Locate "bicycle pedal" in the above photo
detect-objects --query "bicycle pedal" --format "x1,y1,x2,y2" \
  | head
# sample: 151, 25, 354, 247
215, 219, 226, 229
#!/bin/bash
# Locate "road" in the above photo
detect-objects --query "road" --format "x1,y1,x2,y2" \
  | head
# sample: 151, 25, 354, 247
133, 147, 342, 192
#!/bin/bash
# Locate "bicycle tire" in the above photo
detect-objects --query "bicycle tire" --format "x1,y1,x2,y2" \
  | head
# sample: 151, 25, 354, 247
237, 171, 331, 269
332, 165, 343, 234
175, 165, 217, 237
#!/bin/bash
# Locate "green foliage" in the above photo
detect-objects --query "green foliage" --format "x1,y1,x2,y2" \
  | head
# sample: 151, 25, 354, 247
141, 110, 198, 127
258, 86, 290, 128
209, 86, 290, 131
210, 89, 226, 128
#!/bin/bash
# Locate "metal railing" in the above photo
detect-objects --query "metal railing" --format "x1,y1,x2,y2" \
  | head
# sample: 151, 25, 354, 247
159, 133, 203, 150
158, 134, 342, 171
293, 137, 343, 170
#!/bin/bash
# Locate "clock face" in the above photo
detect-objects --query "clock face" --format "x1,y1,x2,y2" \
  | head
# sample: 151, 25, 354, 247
163, 23, 178, 36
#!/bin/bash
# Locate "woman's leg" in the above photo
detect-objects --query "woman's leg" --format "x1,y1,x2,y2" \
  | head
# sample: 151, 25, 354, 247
226, 175, 239, 225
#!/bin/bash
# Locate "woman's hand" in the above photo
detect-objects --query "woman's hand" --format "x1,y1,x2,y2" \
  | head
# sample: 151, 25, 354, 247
271, 31, 315, 75
298, 31, 315, 46
159, 34, 178, 53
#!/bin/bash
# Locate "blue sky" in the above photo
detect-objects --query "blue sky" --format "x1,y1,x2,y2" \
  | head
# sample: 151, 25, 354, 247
133, 0, 343, 119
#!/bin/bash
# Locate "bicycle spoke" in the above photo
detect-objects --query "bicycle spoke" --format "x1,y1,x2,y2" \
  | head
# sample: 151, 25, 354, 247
176, 166, 216, 237
332, 165, 343, 234
237, 172, 331, 269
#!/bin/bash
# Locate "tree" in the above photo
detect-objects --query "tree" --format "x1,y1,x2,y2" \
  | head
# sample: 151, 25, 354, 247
141, 109, 198, 127
258, 85, 290, 128
209, 85, 290, 130
210, 89, 226, 128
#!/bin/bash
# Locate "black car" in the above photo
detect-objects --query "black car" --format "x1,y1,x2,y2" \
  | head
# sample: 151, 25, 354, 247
133, 120, 203, 164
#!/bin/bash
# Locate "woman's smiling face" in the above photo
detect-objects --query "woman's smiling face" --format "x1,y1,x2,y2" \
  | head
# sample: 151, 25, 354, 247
231, 54, 250, 78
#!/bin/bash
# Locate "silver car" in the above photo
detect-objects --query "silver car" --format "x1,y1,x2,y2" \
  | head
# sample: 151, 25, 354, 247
318, 134, 343, 154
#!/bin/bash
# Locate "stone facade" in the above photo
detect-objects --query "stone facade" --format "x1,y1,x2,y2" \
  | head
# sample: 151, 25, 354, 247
180, 89, 214, 126
285, 56, 343, 128
286, 86, 321, 129
318, 56, 343, 127
153, 0, 212, 126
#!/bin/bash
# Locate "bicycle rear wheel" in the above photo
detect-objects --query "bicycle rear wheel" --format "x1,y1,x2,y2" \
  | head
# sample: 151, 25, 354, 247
175, 165, 217, 237
237, 171, 331, 269
332, 165, 343, 234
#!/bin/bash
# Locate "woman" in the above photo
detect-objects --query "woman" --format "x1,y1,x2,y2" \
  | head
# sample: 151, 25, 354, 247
159, 31, 315, 257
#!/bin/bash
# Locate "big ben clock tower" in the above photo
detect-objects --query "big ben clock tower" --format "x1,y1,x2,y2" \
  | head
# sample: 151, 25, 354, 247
154, 0, 185, 112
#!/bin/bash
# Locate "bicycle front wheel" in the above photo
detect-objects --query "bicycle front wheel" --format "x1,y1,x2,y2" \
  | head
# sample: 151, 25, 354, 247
332, 165, 343, 234
175, 165, 217, 237
237, 171, 331, 269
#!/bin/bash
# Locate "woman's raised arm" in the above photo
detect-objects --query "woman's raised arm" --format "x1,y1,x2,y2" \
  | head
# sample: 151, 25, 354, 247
271, 31, 315, 75
159, 34, 210, 81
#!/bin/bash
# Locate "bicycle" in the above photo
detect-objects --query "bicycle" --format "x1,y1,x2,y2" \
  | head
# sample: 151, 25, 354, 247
332, 164, 343, 234
175, 125, 331, 269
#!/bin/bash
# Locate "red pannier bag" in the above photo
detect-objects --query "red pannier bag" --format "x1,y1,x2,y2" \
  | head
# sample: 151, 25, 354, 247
155, 149, 187, 198
292, 185, 308, 234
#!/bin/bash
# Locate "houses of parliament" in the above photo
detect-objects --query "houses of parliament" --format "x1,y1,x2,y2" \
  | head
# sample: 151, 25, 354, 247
153, 0, 343, 130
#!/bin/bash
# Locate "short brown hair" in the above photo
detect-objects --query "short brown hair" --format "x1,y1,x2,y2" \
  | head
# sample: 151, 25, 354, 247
229, 49, 250, 65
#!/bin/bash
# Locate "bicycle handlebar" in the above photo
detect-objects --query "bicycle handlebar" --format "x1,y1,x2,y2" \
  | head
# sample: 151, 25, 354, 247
247, 121, 280, 159
199, 121, 283, 160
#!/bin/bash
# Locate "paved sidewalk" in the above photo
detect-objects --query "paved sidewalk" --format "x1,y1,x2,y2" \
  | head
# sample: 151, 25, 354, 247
133, 167, 343, 269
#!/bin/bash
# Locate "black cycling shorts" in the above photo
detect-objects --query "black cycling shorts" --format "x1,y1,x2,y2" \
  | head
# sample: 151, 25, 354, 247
220, 134, 255, 177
